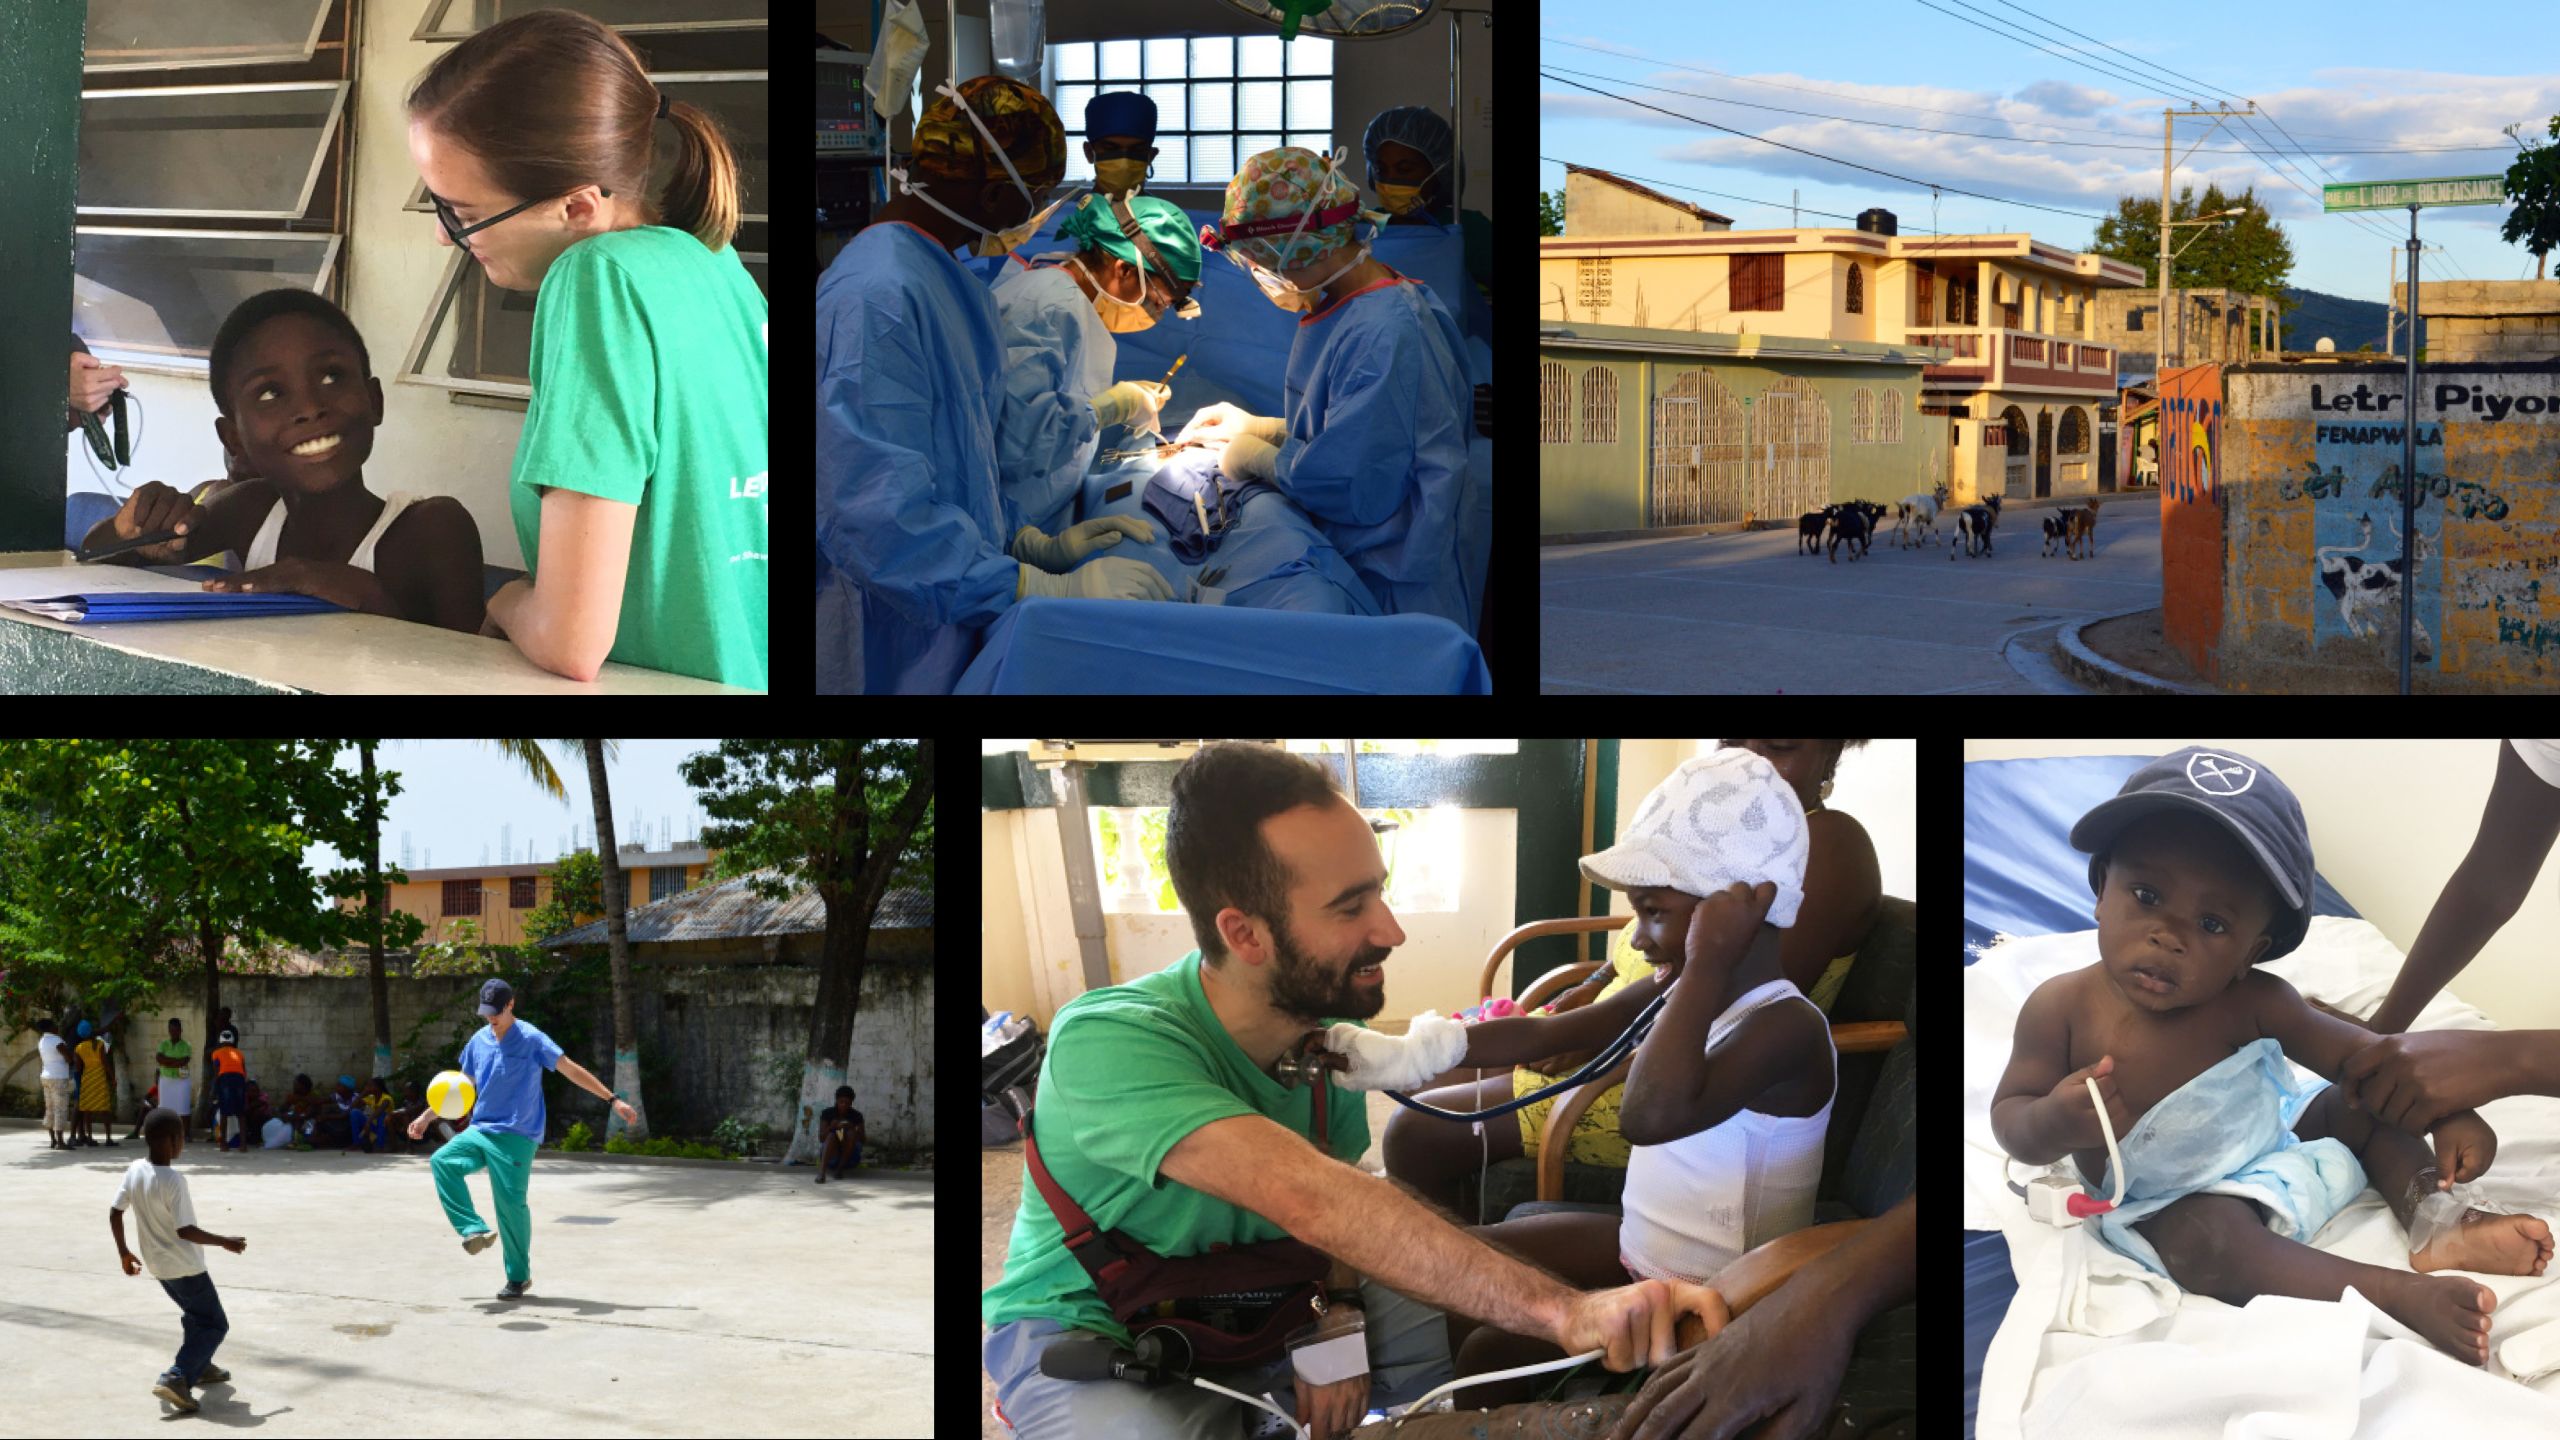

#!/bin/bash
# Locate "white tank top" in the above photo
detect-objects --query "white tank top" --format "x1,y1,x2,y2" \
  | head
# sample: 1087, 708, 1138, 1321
1618, 978, 1835, 1285
244, 491, 424, 573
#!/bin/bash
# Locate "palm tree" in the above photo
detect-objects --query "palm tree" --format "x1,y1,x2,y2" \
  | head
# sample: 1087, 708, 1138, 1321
576, 738, 645, 1142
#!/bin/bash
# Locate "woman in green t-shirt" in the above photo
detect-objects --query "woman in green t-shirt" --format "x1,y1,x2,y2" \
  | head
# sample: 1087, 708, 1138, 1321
401, 10, 768, 690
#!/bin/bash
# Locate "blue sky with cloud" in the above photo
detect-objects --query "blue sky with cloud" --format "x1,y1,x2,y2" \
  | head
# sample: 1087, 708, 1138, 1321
1541, 2, 2560, 304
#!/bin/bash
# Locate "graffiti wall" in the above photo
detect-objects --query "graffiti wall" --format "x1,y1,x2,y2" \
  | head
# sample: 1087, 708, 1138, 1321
2218, 363, 2560, 691
2296, 418, 2444, 668
2155, 364, 2224, 679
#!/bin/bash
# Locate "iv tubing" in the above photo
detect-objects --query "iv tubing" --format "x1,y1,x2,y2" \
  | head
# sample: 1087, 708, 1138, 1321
1387, 1349, 1609, 1420
1189, 1375, 1306, 1440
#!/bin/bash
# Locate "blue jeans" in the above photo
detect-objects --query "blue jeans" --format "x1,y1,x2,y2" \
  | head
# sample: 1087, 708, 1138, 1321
983, 1274, 1453, 1438
156, 1270, 228, 1384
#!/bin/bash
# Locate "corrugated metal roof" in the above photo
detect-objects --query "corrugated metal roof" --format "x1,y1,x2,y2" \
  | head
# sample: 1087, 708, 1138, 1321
536, 868, 929, 947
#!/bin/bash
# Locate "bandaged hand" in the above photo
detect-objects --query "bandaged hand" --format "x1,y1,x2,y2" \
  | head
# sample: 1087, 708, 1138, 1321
1173, 401, 1286, 448
1017, 556, 1174, 602
1010, 516, 1157, 573
1323, 1011, 1468, 1092
1220, 432, 1280, 483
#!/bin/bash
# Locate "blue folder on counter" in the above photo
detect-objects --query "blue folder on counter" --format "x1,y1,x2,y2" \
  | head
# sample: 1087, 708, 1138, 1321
0, 591, 345, 624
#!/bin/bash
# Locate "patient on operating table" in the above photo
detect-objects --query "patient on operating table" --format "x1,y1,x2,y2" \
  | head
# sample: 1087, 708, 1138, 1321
1990, 749, 2552, 1366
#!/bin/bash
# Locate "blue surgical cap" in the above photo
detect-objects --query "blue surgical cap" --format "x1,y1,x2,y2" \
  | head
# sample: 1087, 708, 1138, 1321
1363, 105, 1453, 179
1085, 90, 1157, 141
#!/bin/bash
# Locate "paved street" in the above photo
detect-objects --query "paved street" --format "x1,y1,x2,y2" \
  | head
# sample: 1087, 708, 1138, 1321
1540, 496, 2162, 693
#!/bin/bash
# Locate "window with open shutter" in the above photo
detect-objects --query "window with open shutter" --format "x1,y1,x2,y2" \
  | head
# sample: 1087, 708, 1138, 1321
1730, 253, 1784, 312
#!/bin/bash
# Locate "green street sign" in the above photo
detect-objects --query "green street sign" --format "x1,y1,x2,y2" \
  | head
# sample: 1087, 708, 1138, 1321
2324, 175, 2505, 211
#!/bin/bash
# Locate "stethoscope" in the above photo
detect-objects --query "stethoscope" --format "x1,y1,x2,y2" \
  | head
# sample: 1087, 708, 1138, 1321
1270, 982, 1676, 1123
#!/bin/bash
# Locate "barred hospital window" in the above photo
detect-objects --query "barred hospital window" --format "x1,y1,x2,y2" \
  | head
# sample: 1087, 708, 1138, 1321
1049, 34, 1332, 189
1541, 361, 1572, 444
1580, 367, 1618, 444
1880, 389, 1904, 445
441, 879, 481, 917
1851, 387, 1873, 444
1846, 262, 1863, 314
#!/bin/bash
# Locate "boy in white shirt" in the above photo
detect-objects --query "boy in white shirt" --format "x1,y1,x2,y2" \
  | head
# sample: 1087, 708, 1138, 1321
109, 1108, 247, 1413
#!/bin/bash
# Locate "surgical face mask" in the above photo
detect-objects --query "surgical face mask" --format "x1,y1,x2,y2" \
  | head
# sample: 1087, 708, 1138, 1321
1251, 244, 1367, 313
889, 81, 1063, 256
1373, 162, 1443, 217
1093, 158, 1149, 196
1074, 256, 1160, 333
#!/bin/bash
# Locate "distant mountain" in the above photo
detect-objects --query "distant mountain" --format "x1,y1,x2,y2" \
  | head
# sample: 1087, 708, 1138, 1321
2278, 286, 2424, 356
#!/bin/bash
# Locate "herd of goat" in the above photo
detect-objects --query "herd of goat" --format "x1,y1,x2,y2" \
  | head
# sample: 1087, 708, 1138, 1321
1793, 485, 2100, 563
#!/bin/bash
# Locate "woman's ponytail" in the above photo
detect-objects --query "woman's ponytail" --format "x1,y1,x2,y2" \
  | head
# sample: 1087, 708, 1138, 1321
659, 98, 741, 253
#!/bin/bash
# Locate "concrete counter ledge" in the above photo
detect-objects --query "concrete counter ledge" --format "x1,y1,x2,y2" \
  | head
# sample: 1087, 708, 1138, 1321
0, 552, 756, 695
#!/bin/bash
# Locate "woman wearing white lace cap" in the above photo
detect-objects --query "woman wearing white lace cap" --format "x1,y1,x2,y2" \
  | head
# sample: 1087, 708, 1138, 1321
1434, 747, 1846, 1406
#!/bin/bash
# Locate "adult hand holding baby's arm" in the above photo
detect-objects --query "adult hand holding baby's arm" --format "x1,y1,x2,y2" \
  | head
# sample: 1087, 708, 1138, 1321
2430, 1109, 2498, 1186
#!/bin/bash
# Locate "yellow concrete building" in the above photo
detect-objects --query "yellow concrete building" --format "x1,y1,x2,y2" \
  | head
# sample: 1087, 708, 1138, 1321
354, 845, 718, 948
1541, 167, 2146, 500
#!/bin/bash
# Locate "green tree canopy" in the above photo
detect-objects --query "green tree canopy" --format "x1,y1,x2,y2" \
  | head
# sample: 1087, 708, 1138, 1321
1540, 187, 1564, 237
2502, 118, 2560, 281
2089, 184, 2295, 307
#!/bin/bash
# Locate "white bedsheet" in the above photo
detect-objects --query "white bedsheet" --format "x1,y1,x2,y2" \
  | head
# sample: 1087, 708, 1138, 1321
1965, 915, 2560, 1437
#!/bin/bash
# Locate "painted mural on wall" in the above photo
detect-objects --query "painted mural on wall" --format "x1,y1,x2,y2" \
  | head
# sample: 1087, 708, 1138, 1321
2160, 386, 2220, 506
2297, 417, 2443, 666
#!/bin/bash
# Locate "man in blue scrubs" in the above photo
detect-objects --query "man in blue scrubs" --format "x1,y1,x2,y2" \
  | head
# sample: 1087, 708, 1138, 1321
413, 978, 636, 1300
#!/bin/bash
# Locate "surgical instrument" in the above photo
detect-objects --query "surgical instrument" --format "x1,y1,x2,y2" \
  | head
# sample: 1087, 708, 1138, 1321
1158, 351, 1188, 388
1099, 439, 1207, 463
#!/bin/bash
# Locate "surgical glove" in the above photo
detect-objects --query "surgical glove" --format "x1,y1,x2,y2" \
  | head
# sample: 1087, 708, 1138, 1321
1323, 1011, 1469, 1092
1010, 516, 1158, 573
1092, 381, 1169, 436
1174, 402, 1287, 448
1018, 557, 1175, 602
1220, 432, 1281, 483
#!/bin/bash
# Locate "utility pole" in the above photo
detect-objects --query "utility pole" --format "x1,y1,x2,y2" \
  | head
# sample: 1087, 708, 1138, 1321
2157, 102, 2256, 382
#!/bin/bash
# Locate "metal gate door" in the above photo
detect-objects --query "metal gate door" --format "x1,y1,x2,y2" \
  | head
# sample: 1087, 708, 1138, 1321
1650, 370, 1744, 526
2035, 411, 2052, 497
1756, 376, 1830, 521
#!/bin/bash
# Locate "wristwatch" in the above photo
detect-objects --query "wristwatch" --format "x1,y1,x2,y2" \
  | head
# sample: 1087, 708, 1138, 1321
1316, 1287, 1365, 1317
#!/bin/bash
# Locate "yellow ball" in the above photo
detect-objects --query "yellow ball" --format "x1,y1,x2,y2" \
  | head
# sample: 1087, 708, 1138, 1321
428, 1070, 476, 1120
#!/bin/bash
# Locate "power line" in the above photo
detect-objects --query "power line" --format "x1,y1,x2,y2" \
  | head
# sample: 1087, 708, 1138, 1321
1536, 32, 2513, 151
1540, 68, 2112, 221
1915, 0, 2179, 99
1536, 155, 1951, 234
1536, 63, 2505, 157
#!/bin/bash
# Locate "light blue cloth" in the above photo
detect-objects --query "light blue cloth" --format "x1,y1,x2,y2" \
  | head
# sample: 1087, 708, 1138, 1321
817, 222, 1024, 694
990, 259, 1113, 536
2081, 1038, 2367, 1278
953, 602, 1488, 694
455, 1018, 563, 1141
1279, 277, 1475, 630
1370, 220, 1489, 345
1080, 449, 1382, 616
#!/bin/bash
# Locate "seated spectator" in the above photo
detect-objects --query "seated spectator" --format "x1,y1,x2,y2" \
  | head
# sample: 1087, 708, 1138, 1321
349, 1077, 394, 1154
276, 1073, 324, 1151
816, 1085, 865, 1185
242, 1078, 274, 1139
322, 1075, 361, 1152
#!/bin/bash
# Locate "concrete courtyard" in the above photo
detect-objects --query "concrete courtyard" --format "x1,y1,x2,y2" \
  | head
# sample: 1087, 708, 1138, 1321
0, 1125, 934, 1435
1542, 492, 2165, 693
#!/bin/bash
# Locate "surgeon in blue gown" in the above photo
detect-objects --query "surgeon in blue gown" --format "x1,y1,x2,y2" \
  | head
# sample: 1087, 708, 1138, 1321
817, 76, 1169, 694
1174, 146, 1476, 631
989, 193, 1201, 536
